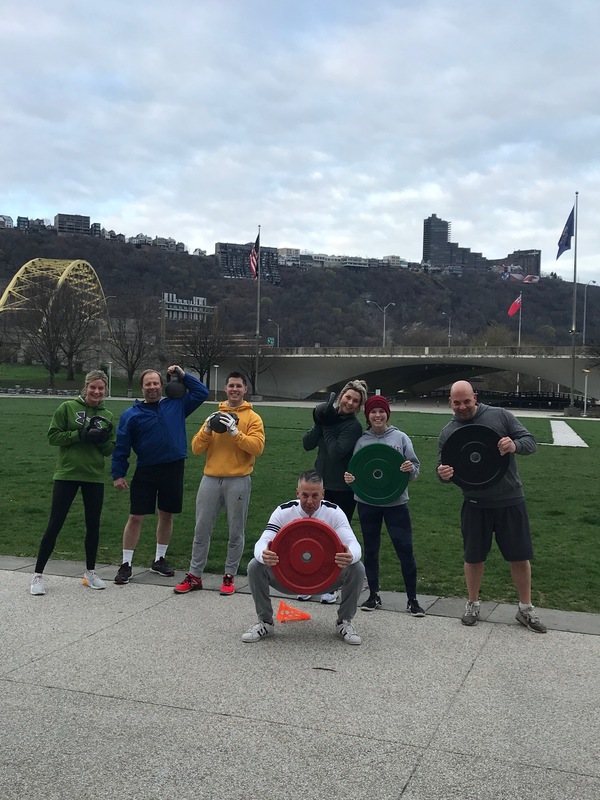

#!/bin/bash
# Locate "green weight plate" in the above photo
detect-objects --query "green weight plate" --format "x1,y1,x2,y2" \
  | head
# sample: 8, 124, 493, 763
348, 444, 409, 505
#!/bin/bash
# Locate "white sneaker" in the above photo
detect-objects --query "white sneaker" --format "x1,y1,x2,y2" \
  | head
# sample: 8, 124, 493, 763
336, 620, 362, 645
320, 591, 338, 604
297, 594, 312, 601
82, 570, 106, 590
30, 574, 46, 596
242, 621, 275, 643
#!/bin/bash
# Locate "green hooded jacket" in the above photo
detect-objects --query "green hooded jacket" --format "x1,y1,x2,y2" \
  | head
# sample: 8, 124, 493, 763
48, 396, 115, 483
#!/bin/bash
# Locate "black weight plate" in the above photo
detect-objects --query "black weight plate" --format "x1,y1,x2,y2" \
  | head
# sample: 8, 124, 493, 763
441, 424, 509, 490
348, 444, 409, 505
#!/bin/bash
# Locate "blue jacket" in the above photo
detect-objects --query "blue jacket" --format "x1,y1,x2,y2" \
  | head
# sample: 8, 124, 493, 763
112, 373, 208, 479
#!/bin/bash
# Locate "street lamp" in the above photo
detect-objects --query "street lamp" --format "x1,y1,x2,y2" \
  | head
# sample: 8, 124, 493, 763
582, 369, 590, 417
366, 300, 395, 347
212, 365, 219, 402
107, 361, 112, 398
268, 318, 280, 347
442, 312, 452, 347
583, 280, 596, 346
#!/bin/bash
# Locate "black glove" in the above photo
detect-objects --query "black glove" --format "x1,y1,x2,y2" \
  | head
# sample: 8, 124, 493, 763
85, 427, 111, 444
313, 393, 338, 425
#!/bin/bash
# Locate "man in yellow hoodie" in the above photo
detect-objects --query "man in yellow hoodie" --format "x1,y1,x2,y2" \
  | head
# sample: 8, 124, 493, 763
174, 372, 265, 596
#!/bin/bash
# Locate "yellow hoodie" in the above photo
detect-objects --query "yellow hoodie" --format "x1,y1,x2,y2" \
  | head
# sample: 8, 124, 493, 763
191, 400, 265, 477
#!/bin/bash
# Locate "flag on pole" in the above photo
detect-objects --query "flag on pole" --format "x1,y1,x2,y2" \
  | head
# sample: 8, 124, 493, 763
556, 207, 574, 260
507, 294, 522, 317
249, 232, 260, 280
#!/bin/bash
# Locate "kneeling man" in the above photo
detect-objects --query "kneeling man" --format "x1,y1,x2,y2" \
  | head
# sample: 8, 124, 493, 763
242, 470, 366, 645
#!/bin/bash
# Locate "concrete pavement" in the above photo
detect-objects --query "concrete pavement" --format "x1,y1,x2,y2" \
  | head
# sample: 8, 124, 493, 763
2, 557, 599, 799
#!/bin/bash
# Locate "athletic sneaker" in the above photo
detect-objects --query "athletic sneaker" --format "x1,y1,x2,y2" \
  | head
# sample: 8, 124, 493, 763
461, 600, 481, 626
516, 605, 547, 633
220, 574, 235, 595
174, 573, 203, 594
114, 562, 132, 585
297, 594, 312, 601
242, 621, 275, 643
320, 592, 338, 604
407, 598, 426, 617
30, 574, 46, 596
360, 592, 382, 612
82, 570, 106, 590
335, 620, 362, 646
151, 557, 175, 577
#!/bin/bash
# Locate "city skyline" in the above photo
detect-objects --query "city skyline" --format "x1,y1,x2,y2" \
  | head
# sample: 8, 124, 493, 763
1, 1, 598, 283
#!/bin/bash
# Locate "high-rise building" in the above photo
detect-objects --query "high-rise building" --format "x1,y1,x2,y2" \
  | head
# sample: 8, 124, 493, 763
423, 214, 451, 268
54, 213, 90, 235
423, 214, 540, 276
215, 242, 281, 284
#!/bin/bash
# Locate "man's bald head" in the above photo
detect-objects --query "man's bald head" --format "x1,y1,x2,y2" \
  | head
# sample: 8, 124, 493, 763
449, 381, 478, 420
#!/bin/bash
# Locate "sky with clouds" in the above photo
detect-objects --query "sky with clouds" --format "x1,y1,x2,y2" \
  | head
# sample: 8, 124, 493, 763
2, 0, 599, 283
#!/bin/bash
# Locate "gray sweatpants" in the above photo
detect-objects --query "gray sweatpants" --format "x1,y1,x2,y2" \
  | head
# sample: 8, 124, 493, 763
247, 557, 366, 625
189, 475, 251, 577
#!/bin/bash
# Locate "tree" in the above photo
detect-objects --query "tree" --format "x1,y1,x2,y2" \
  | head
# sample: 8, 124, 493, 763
171, 315, 234, 384
108, 299, 158, 391
55, 283, 100, 380
12, 277, 66, 388
236, 348, 272, 395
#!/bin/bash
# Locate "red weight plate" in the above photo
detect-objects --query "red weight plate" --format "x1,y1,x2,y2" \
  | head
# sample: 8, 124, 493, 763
271, 518, 344, 594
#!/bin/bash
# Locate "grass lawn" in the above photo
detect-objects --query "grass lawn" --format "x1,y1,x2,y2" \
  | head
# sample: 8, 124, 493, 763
1, 397, 599, 613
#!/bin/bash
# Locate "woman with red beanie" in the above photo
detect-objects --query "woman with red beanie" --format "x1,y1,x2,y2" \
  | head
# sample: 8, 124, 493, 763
345, 394, 425, 616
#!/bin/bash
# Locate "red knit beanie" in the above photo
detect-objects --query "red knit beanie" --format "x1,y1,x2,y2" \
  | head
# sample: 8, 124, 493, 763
364, 395, 390, 420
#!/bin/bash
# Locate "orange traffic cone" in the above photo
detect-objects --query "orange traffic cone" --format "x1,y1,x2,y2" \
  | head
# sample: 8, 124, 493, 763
277, 600, 311, 623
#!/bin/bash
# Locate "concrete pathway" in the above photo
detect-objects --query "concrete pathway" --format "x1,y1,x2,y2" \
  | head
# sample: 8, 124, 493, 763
2, 557, 599, 800
547, 420, 590, 447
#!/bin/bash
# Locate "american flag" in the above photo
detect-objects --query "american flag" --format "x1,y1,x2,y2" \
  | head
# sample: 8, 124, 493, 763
249, 232, 260, 280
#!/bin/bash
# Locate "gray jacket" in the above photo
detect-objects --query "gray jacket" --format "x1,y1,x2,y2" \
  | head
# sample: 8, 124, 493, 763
437, 403, 536, 508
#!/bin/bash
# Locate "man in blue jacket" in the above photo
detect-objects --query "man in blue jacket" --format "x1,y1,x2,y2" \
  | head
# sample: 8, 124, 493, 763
112, 364, 208, 584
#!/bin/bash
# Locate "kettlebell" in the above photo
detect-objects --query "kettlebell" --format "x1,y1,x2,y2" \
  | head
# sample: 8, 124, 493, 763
165, 372, 187, 399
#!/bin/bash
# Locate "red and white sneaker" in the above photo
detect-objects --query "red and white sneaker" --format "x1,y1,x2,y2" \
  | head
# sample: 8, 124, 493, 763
220, 574, 235, 595
173, 573, 203, 594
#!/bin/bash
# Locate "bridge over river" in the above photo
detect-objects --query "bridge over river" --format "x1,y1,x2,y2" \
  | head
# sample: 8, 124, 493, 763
217, 346, 598, 401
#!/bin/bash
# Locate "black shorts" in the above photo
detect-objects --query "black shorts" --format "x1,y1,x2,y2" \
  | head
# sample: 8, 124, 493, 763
130, 459, 185, 516
460, 500, 534, 563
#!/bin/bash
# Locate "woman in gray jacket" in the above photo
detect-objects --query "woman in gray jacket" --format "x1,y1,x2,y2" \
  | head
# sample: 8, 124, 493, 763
345, 394, 425, 616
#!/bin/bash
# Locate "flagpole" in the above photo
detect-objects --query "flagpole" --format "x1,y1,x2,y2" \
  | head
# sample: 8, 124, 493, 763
569, 193, 578, 408
516, 294, 522, 393
254, 225, 261, 397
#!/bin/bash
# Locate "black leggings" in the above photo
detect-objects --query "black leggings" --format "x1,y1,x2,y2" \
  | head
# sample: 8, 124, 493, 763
324, 489, 356, 523
35, 480, 105, 573
358, 502, 417, 598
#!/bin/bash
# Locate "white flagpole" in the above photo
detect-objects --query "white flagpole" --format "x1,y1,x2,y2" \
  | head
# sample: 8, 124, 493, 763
516, 293, 522, 393
569, 193, 578, 408
254, 225, 261, 396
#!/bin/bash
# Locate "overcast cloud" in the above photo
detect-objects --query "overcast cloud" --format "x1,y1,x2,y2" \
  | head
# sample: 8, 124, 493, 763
1, 0, 599, 282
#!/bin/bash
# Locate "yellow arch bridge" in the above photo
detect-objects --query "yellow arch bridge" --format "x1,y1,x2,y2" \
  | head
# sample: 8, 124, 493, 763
0, 258, 109, 319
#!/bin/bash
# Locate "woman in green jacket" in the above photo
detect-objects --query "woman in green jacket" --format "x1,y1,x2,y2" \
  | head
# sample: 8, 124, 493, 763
30, 369, 115, 596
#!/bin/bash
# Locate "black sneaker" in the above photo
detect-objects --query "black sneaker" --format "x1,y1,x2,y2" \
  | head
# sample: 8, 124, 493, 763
360, 592, 382, 612
407, 598, 426, 617
151, 557, 175, 577
114, 562, 132, 585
